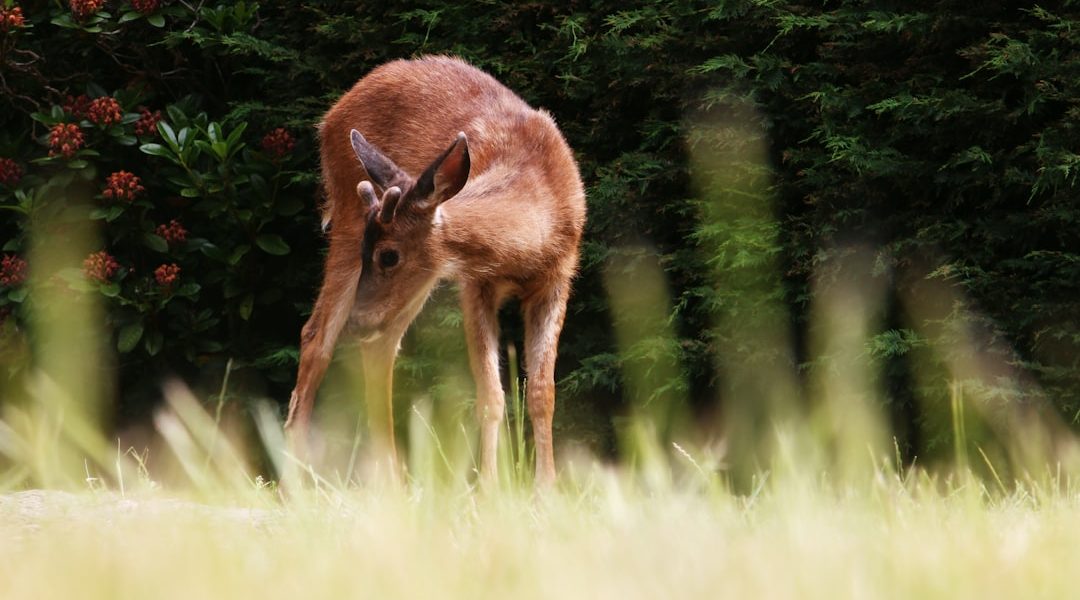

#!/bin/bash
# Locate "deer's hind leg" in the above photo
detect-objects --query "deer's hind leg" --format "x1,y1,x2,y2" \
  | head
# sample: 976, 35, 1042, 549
523, 279, 571, 489
461, 282, 505, 485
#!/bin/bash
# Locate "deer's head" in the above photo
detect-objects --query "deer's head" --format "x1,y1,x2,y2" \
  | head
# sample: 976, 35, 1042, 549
347, 129, 471, 338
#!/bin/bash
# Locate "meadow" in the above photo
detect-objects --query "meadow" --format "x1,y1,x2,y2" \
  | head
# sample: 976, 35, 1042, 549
1, 431, 1078, 599
2, 335, 1079, 599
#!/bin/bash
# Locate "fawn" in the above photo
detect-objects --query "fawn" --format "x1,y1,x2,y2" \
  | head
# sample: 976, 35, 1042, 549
284, 56, 586, 487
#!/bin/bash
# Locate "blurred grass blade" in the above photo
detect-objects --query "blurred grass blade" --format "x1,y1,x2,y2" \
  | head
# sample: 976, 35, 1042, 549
603, 244, 689, 480
807, 246, 889, 482
687, 98, 801, 488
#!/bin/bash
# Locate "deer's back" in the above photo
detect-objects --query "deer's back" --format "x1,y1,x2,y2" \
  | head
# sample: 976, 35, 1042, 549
320, 56, 584, 223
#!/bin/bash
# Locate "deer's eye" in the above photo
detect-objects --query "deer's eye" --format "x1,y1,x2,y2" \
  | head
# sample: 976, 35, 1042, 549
378, 249, 400, 270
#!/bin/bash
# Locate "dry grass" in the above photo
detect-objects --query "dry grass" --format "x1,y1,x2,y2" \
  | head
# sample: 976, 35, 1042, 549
1, 464, 1078, 600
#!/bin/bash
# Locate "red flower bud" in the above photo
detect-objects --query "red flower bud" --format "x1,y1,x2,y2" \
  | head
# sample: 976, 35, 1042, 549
48, 123, 85, 159
102, 170, 146, 202
260, 128, 295, 162
131, 0, 159, 14
87, 96, 123, 127
155, 219, 188, 244
69, 0, 105, 20
0, 5, 26, 31
83, 251, 119, 283
154, 263, 180, 288
0, 254, 28, 287
134, 107, 163, 137
63, 94, 91, 119
0, 158, 23, 187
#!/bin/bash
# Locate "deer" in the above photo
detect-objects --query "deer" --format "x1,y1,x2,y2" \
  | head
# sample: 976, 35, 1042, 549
284, 55, 586, 488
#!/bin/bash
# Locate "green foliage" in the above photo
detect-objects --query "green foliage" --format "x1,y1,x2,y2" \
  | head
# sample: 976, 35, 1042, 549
1, 2, 320, 409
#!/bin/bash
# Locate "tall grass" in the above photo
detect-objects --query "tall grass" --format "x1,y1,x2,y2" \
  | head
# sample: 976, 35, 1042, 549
2, 433, 1080, 599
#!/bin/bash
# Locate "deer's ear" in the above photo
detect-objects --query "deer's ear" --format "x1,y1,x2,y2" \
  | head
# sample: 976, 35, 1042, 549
350, 129, 408, 190
410, 132, 470, 211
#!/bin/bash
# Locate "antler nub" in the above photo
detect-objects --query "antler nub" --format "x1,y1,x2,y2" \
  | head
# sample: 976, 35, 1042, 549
380, 186, 401, 224
356, 180, 379, 212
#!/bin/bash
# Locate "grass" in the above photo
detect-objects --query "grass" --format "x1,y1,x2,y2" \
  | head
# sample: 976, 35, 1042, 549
1, 374, 1078, 600
4, 358, 1078, 599
1, 461, 1079, 599
4, 296, 1079, 600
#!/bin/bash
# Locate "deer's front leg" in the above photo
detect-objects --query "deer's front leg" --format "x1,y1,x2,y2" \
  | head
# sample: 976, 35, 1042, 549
524, 282, 570, 489
360, 330, 405, 479
285, 232, 364, 446
285, 313, 331, 436
461, 283, 504, 485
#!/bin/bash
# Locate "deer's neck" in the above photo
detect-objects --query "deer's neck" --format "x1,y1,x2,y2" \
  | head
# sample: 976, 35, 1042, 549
431, 163, 524, 279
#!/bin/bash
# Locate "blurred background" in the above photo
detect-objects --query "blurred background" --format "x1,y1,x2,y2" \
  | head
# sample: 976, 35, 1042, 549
0, 1, 1078, 489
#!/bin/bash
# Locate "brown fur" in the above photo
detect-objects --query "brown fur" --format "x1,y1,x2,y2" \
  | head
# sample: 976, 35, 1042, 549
285, 56, 586, 487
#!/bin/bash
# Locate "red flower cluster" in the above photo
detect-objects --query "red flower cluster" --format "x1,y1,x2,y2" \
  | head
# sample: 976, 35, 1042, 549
69, 0, 105, 20
134, 107, 163, 137
260, 128, 295, 161
155, 219, 187, 244
0, 158, 23, 187
154, 263, 180, 287
131, 0, 159, 14
83, 251, 119, 283
0, 254, 27, 287
87, 96, 123, 126
0, 5, 25, 31
102, 170, 145, 202
48, 123, 85, 159
63, 94, 92, 119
